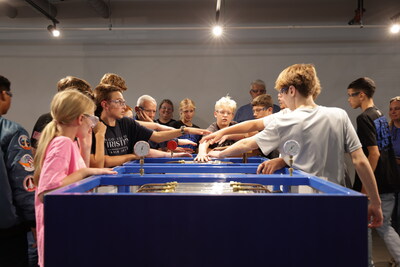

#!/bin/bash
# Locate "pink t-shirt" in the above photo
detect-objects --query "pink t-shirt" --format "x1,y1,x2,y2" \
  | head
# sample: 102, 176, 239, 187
35, 136, 86, 267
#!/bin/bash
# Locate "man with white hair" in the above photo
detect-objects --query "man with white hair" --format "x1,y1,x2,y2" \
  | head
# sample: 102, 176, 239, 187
135, 94, 197, 151
135, 95, 157, 122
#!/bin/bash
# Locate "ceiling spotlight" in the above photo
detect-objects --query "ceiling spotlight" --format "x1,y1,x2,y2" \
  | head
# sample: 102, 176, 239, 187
389, 13, 400, 34
212, 25, 223, 37
47, 24, 60, 37
211, 0, 224, 37
390, 23, 400, 34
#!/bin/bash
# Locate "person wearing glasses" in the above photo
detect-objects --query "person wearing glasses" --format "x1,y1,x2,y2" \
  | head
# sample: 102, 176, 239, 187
201, 94, 279, 162
202, 64, 383, 229
33, 90, 117, 267
0, 75, 36, 267
134, 96, 196, 151
135, 95, 157, 122
233, 79, 280, 123
99, 73, 135, 118
195, 96, 237, 162
31, 76, 94, 155
91, 85, 209, 167
251, 94, 274, 119
156, 99, 176, 126
389, 96, 400, 236
347, 78, 400, 266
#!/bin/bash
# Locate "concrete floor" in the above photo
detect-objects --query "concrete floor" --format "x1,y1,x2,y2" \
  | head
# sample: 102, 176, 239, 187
372, 230, 397, 267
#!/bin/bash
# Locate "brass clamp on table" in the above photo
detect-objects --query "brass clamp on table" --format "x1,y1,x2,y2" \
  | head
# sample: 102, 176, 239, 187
137, 182, 178, 193
283, 140, 300, 177
134, 141, 150, 176
230, 182, 271, 193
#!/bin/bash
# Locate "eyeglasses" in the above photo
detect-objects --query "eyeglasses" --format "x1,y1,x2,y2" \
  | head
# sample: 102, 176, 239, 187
109, 99, 126, 107
160, 106, 173, 111
279, 87, 289, 94
347, 92, 361, 98
253, 107, 268, 113
250, 89, 266, 94
83, 114, 99, 128
2, 90, 12, 97
216, 110, 233, 116
140, 106, 156, 114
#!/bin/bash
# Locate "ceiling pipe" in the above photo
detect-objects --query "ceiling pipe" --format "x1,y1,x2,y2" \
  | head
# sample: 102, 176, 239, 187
0, 25, 387, 32
25, 0, 58, 23
86, 0, 110, 19
0, 3, 18, 18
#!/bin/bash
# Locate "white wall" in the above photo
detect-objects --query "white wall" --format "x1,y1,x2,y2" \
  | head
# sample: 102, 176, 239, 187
1, 29, 399, 134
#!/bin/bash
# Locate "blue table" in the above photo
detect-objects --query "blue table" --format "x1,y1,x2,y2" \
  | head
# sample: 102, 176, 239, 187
44, 171, 367, 267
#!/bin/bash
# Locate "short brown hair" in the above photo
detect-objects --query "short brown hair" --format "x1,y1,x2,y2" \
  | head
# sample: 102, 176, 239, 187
94, 84, 122, 115
275, 64, 321, 98
251, 94, 273, 108
57, 76, 93, 99
159, 99, 174, 111
100, 73, 127, 91
57, 76, 91, 91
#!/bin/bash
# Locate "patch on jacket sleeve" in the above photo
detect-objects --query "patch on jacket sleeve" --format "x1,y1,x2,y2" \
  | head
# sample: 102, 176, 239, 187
18, 135, 31, 150
23, 175, 36, 192
19, 154, 34, 172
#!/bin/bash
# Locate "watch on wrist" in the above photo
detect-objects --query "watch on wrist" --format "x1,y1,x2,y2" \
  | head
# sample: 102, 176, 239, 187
180, 126, 186, 135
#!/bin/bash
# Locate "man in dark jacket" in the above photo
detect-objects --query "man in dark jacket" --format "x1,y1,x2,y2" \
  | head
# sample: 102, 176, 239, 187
0, 75, 35, 267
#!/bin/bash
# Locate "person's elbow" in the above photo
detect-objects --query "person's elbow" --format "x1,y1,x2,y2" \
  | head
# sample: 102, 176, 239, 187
351, 148, 369, 168
90, 155, 104, 168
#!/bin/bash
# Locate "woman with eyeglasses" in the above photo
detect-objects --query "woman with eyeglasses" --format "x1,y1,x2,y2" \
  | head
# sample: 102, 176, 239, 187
195, 96, 238, 162
390, 96, 400, 235
33, 90, 117, 267
156, 99, 176, 126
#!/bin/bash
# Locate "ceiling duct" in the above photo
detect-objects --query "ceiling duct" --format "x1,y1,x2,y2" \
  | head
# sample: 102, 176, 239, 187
0, 3, 18, 18
86, 0, 110, 19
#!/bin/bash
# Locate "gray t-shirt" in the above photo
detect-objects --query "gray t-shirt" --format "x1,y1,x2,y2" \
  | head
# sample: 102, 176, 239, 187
207, 121, 237, 148
253, 106, 361, 185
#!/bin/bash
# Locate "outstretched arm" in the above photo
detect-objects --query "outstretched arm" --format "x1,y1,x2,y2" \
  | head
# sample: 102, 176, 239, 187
137, 120, 174, 131
194, 141, 211, 162
147, 149, 192, 158
201, 119, 264, 145
150, 127, 211, 143
207, 137, 259, 158
104, 154, 139, 167
350, 148, 383, 228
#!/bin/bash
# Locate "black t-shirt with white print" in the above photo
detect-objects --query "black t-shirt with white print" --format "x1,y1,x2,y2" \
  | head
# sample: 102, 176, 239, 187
92, 117, 153, 156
